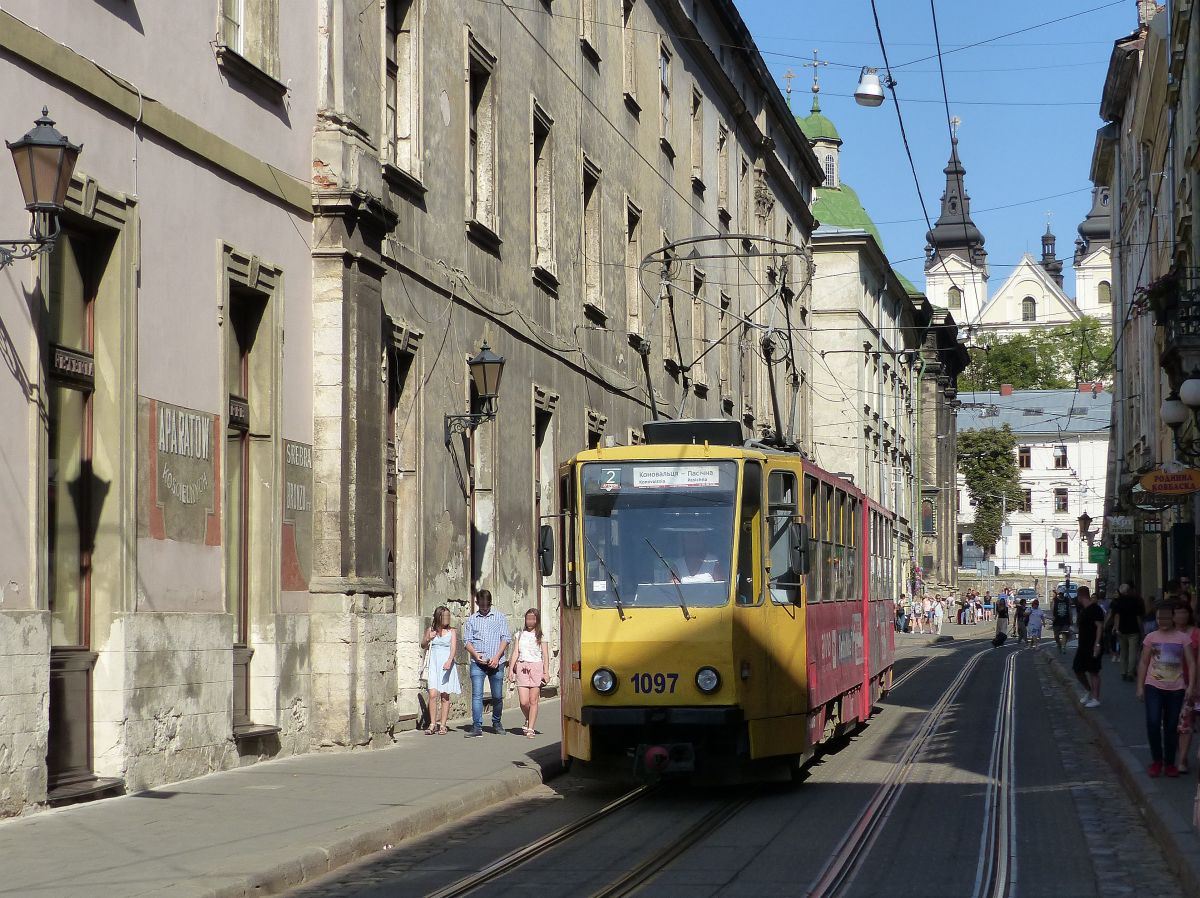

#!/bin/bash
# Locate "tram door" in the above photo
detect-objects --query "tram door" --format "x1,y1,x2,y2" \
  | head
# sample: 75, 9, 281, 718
732, 462, 771, 722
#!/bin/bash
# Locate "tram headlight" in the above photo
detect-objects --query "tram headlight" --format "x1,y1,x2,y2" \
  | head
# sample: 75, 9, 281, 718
591, 668, 617, 695
695, 666, 721, 694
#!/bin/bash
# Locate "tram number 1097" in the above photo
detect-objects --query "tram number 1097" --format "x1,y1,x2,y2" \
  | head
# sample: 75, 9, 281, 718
630, 672, 678, 694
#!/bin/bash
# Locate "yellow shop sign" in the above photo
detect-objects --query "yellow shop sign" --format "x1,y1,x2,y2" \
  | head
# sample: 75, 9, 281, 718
1140, 468, 1200, 495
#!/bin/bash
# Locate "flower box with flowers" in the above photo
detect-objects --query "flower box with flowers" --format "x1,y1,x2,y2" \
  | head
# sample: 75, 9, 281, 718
1135, 269, 1180, 324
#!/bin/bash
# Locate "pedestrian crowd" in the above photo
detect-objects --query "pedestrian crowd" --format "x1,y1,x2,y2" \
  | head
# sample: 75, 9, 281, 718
419, 589, 552, 739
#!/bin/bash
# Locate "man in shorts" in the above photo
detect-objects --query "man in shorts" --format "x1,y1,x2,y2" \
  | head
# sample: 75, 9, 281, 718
1052, 588, 1073, 655
1073, 586, 1105, 707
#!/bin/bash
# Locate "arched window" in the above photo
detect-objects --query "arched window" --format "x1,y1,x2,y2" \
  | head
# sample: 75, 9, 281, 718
1098, 280, 1111, 304
1021, 296, 1036, 321
947, 286, 962, 309
823, 154, 836, 188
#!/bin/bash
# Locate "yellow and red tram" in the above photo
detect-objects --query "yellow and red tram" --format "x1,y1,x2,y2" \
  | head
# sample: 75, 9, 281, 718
556, 419, 895, 777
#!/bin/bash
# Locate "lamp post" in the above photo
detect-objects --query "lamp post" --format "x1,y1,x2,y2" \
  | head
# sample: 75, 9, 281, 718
2, 108, 81, 269
443, 341, 506, 449
854, 67, 889, 107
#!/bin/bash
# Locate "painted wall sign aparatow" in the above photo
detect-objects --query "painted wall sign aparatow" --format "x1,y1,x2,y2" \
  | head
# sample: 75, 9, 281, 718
1139, 468, 1200, 495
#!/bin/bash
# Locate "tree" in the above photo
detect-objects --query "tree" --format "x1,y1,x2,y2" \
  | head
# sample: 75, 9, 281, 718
957, 425, 1023, 554
958, 316, 1113, 392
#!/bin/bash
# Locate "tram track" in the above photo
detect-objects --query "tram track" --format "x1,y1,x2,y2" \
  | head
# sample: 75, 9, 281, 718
805, 643, 1021, 898
428, 646, 988, 898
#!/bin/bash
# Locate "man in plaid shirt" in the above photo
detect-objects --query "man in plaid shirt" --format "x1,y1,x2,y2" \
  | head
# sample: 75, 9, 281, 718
462, 589, 511, 736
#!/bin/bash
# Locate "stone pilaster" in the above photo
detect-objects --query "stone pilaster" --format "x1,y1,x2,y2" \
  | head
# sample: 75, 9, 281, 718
0, 611, 49, 815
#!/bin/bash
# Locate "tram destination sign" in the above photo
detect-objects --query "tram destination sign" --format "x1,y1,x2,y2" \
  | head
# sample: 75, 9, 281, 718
632, 465, 722, 489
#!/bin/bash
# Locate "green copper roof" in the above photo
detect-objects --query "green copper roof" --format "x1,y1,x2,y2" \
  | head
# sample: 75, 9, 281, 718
797, 95, 841, 143
895, 271, 919, 295
813, 183, 883, 248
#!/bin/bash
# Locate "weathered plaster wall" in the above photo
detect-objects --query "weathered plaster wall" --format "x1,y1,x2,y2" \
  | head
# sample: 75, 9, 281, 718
0, 612, 49, 815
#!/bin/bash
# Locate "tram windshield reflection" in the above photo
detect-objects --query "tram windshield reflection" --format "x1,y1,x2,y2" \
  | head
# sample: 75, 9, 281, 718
581, 461, 737, 609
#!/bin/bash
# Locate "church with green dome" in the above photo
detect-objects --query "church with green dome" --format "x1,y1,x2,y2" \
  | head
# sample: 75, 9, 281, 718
797, 94, 887, 259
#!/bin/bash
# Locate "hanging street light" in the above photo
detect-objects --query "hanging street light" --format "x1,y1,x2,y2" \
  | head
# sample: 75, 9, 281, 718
854, 67, 886, 107
2, 108, 81, 269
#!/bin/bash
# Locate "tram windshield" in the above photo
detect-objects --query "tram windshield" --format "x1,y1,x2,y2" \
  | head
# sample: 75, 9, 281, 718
581, 461, 738, 609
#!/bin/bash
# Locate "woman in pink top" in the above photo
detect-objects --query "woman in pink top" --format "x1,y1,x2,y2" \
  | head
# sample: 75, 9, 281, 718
1174, 604, 1200, 774
508, 608, 550, 738
1137, 603, 1196, 778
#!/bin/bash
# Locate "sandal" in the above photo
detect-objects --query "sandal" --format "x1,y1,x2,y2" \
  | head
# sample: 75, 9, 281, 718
436, 725, 448, 735
424, 727, 436, 735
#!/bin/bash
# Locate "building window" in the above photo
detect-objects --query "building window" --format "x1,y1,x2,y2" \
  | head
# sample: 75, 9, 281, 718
218, 0, 281, 83
531, 102, 555, 276
1018, 446, 1031, 469
1021, 489, 1031, 513
1054, 487, 1068, 513
1053, 445, 1068, 469
718, 292, 732, 394
1019, 532, 1032, 555
690, 89, 704, 186
1055, 534, 1069, 555
1098, 280, 1111, 303
467, 35, 498, 236
579, 0, 597, 55
621, 0, 637, 105
582, 157, 602, 312
717, 124, 729, 217
692, 268, 707, 384
823, 153, 836, 188
625, 198, 642, 335
947, 285, 962, 309
384, 0, 420, 177
1021, 296, 1036, 321
659, 43, 672, 148
956, 490, 960, 512
921, 498, 935, 535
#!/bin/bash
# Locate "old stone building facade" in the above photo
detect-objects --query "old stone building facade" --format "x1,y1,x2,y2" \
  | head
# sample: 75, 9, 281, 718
0, 1, 827, 815
0, 2, 317, 812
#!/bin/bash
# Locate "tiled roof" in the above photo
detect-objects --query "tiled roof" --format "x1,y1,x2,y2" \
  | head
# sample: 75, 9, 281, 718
957, 388, 1112, 436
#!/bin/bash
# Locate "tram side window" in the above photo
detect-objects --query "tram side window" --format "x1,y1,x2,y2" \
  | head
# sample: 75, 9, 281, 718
806, 475, 822, 602
736, 462, 763, 606
768, 470, 799, 604
849, 498, 860, 601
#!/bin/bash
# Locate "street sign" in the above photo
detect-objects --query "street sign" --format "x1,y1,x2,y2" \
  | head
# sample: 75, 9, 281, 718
1088, 546, 1109, 563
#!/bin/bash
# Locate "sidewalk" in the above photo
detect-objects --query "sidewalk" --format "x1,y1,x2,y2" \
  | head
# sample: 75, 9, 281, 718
1039, 639, 1200, 896
0, 704, 563, 898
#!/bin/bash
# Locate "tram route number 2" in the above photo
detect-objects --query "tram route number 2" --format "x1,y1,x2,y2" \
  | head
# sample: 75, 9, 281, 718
630, 672, 678, 694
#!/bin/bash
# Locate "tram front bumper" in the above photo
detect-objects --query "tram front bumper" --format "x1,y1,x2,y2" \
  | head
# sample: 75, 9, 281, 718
581, 706, 742, 726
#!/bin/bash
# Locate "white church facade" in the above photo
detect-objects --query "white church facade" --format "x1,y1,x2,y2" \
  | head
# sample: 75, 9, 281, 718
922, 133, 1113, 340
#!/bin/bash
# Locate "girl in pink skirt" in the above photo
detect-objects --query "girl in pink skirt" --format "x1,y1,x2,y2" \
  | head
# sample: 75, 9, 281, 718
509, 608, 550, 738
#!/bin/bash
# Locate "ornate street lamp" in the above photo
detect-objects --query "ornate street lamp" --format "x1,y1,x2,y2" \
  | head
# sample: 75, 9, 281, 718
1077, 510, 1096, 546
443, 341, 506, 448
2, 108, 81, 268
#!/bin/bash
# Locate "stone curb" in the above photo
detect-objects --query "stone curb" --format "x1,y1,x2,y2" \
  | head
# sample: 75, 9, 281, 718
187, 745, 565, 898
1041, 654, 1200, 897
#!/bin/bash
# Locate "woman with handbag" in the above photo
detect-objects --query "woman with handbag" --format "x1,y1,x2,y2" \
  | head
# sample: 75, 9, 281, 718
509, 608, 550, 738
422, 606, 461, 735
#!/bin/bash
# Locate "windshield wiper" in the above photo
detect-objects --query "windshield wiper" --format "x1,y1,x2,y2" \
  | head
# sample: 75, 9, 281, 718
583, 533, 626, 621
643, 538, 692, 621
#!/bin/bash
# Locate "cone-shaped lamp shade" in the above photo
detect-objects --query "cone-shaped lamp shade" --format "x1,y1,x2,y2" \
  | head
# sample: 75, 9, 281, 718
7, 108, 81, 213
468, 341, 505, 401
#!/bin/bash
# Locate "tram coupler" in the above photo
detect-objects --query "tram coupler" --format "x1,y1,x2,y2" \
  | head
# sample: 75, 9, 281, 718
635, 742, 695, 777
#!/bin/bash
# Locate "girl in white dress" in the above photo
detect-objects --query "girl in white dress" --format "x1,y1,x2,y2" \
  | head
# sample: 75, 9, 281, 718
508, 609, 550, 737
421, 606, 460, 734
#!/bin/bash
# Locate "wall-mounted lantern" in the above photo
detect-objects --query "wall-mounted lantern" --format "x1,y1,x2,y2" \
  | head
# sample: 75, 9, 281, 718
1, 108, 81, 269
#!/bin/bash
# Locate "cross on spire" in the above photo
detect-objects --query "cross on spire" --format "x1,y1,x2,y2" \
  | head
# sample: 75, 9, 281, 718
803, 49, 829, 94
949, 115, 961, 140
782, 69, 796, 108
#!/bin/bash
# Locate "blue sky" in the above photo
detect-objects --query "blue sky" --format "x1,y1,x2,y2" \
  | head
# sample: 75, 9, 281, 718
738, 0, 1135, 297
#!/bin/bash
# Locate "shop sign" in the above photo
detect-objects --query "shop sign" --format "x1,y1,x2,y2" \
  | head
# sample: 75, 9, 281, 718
1088, 546, 1109, 563
138, 398, 219, 545
282, 440, 313, 591
1105, 515, 1134, 535
1140, 468, 1200, 495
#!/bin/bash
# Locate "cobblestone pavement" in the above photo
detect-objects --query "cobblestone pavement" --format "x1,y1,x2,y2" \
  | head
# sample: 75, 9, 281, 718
1036, 653, 1184, 898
